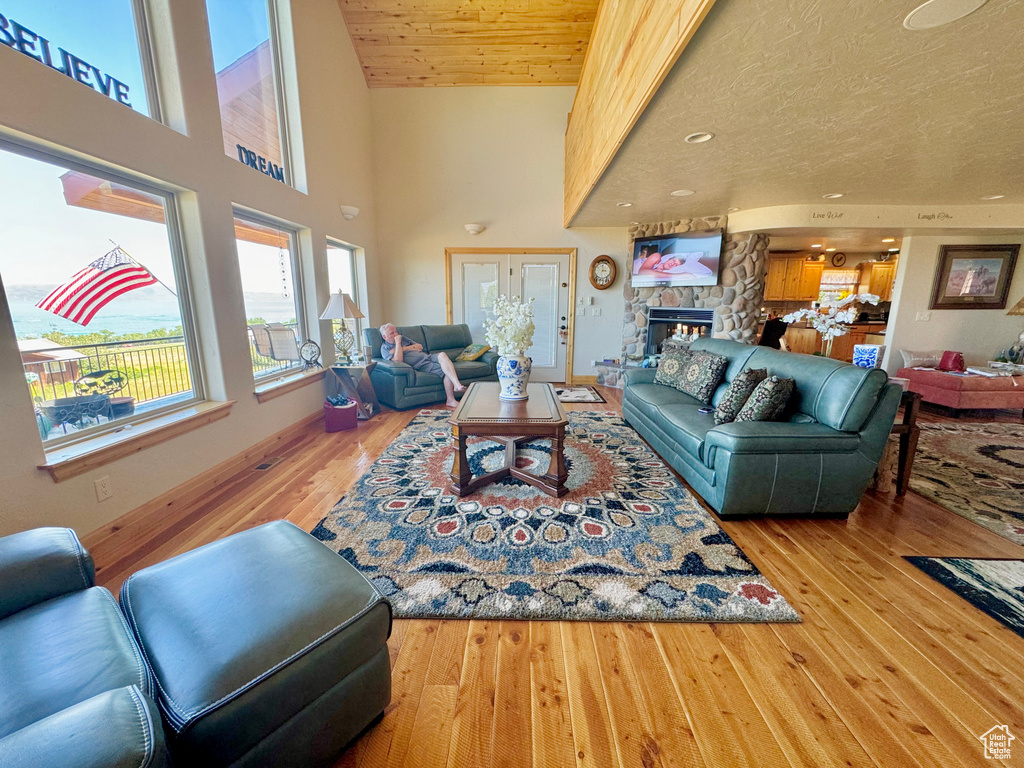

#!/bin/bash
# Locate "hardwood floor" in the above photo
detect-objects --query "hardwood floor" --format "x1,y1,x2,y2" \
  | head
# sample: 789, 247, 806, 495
81, 389, 1024, 767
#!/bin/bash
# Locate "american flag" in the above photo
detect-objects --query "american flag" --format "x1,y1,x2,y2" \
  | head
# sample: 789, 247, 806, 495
35, 247, 159, 326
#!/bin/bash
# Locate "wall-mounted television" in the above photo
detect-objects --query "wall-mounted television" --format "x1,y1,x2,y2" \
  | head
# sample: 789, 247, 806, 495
631, 231, 724, 288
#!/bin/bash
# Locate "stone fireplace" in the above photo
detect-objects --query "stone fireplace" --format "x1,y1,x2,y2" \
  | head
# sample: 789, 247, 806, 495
644, 307, 715, 356
595, 216, 769, 387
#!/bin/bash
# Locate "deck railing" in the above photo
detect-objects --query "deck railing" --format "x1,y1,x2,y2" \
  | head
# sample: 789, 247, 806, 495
24, 336, 194, 405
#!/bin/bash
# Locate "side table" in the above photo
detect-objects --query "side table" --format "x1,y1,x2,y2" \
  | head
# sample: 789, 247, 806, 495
892, 390, 922, 496
329, 364, 380, 421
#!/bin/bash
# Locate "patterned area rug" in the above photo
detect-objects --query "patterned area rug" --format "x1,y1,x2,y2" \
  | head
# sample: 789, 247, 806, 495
554, 386, 606, 403
909, 423, 1024, 545
907, 557, 1024, 639
313, 411, 799, 622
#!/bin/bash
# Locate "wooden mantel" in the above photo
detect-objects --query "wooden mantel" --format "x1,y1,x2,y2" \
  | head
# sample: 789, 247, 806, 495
563, 0, 718, 226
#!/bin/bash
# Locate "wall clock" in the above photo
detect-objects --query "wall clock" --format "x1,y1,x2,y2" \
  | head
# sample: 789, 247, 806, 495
589, 255, 617, 290
830, 252, 847, 267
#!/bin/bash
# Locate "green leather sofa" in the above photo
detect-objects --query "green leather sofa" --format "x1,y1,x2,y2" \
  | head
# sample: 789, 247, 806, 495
0, 527, 168, 767
622, 337, 901, 519
364, 323, 498, 409
0, 522, 391, 768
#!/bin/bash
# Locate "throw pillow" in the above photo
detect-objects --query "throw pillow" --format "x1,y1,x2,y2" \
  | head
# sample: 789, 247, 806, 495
899, 349, 941, 368
714, 368, 768, 425
734, 375, 795, 422
676, 351, 728, 404
654, 349, 693, 389
455, 344, 490, 361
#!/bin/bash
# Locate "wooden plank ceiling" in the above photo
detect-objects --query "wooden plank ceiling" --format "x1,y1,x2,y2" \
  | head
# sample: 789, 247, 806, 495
337, 0, 599, 87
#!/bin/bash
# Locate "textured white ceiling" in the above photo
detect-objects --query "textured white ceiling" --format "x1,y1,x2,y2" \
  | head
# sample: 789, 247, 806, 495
768, 231, 901, 254
571, 0, 1024, 226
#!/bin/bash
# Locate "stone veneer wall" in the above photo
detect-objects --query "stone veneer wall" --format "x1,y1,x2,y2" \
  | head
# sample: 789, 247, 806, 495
621, 216, 770, 358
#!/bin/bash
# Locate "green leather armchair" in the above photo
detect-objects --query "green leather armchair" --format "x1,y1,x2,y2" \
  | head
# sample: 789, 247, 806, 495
622, 337, 901, 519
364, 323, 498, 409
0, 527, 167, 767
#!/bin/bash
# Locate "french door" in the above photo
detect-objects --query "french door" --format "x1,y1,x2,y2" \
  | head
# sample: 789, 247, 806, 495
448, 251, 572, 383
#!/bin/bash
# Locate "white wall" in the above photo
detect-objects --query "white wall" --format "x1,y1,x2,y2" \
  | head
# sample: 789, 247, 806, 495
884, 234, 1024, 373
0, 0, 379, 536
369, 87, 629, 377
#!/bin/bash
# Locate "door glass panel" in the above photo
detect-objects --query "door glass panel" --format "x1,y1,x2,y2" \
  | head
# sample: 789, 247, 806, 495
520, 263, 557, 368
461, 263, 499, 341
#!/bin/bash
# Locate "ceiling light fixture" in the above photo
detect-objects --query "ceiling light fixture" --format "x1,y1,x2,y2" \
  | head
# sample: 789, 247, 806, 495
981, 194, 1005, 200
464, 223, 485, 235
339, 205, 360, 220
727, 207, 741, 212
825, 248, 837, 252
882, 238, 896, 243
888, 247, 900, 252
684, 132, 714, 144
822, 193, 845, 199
811, 244, 822, 248
670, 189, 695, 197
904, 0, 988, 30
616, 202, 633, 207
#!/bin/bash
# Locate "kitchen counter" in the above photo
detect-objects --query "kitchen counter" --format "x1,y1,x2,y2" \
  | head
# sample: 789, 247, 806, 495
770, 322, 887, 362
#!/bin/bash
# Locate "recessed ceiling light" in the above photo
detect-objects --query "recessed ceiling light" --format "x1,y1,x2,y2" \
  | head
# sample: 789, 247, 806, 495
825, 248, 837, 252
904, 0, 988, 31
670, 189, 695, 197
684, 132, 715, 144
888, 247, 900, 252
822, 193, 845, 199
811, 244, 822, 248
882, 238, 896, 243
727, 207, 741, 212
616, 202, 633, 207
981, 194, 1005, 200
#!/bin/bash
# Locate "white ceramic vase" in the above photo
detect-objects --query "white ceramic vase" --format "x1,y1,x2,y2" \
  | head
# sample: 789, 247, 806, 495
496, 354, 531, 401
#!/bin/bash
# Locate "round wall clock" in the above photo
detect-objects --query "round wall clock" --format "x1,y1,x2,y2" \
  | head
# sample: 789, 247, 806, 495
830, 252, 847, 267
589, 255, 617, 290
299, 339, 322, 370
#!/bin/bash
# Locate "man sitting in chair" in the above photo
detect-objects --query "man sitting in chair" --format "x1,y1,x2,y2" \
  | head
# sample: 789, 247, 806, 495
379, 323, 466, 408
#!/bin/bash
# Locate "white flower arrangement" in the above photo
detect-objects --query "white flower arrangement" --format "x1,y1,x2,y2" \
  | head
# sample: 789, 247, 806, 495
783, 293, 880, 357
484, 295, 535, 357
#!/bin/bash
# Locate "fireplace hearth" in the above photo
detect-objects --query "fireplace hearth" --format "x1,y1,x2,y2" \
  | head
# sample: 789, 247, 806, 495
645, 308, 715, 356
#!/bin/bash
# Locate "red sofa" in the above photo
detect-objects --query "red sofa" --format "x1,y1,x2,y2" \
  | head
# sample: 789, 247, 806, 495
896, 367, 1024, 414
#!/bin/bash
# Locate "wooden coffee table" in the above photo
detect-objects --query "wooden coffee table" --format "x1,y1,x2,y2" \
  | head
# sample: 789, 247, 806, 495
449, 382, 569, 497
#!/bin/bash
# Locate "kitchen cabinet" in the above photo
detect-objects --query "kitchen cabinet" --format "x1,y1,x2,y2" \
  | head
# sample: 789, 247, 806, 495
858, 261, 897, 301
764, 256, 824, 301
781, 323, 884, 362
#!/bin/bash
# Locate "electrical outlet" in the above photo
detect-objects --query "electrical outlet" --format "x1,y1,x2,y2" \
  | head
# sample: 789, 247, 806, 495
593, 307, 602, 316
94, 476, 113, 502
915, 311, 931, 322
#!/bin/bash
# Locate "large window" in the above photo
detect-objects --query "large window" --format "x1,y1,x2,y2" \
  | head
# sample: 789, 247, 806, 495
234, 213, 305, 380
206, 0, 291, 185
0, 143, 202, 445
0, 1, 159, 118
326, 239, 362, 357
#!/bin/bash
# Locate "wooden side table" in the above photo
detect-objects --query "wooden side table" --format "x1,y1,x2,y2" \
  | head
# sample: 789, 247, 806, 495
892, 390, 922, 496
329, 364, 380, 421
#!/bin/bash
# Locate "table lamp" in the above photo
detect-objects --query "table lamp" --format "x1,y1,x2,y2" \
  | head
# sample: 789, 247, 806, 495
319, 291, 364, 363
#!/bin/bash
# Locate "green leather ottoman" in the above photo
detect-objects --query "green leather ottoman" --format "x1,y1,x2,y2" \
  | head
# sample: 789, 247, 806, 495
119, 521, 392, 767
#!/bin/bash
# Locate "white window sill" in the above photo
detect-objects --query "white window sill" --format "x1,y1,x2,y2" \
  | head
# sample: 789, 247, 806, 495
253, 369, 326, 403
39, 400, 236, 483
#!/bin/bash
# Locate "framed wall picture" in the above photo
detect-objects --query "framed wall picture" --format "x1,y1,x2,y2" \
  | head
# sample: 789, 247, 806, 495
929, 244, 1019, 309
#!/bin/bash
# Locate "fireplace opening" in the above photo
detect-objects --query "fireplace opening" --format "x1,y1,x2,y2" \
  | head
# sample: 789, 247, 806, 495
644, 308, 715, 356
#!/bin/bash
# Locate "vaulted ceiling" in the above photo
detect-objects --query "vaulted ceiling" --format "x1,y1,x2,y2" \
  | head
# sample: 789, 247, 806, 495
337, 0, 598, 87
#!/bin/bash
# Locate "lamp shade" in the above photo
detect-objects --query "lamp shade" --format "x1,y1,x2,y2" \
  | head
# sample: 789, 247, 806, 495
319, 291, 364, 321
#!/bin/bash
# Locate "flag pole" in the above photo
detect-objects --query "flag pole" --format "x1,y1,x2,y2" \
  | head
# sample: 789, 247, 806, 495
108, 240, 178, 297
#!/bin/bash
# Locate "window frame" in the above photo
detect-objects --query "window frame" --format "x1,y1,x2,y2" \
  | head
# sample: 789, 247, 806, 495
207, 0, 296, 188
325, 237, 362, 351
131, 0, 165, 123
0, 137, 207, 451
232, 208, 307, 383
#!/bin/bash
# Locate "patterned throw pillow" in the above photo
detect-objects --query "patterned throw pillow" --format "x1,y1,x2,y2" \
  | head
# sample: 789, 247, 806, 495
654, 350, 693, 389
676, 351, 728, 404
456, 344, 490, 361
714, 368, 768, 425
734, 376, 795, 422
